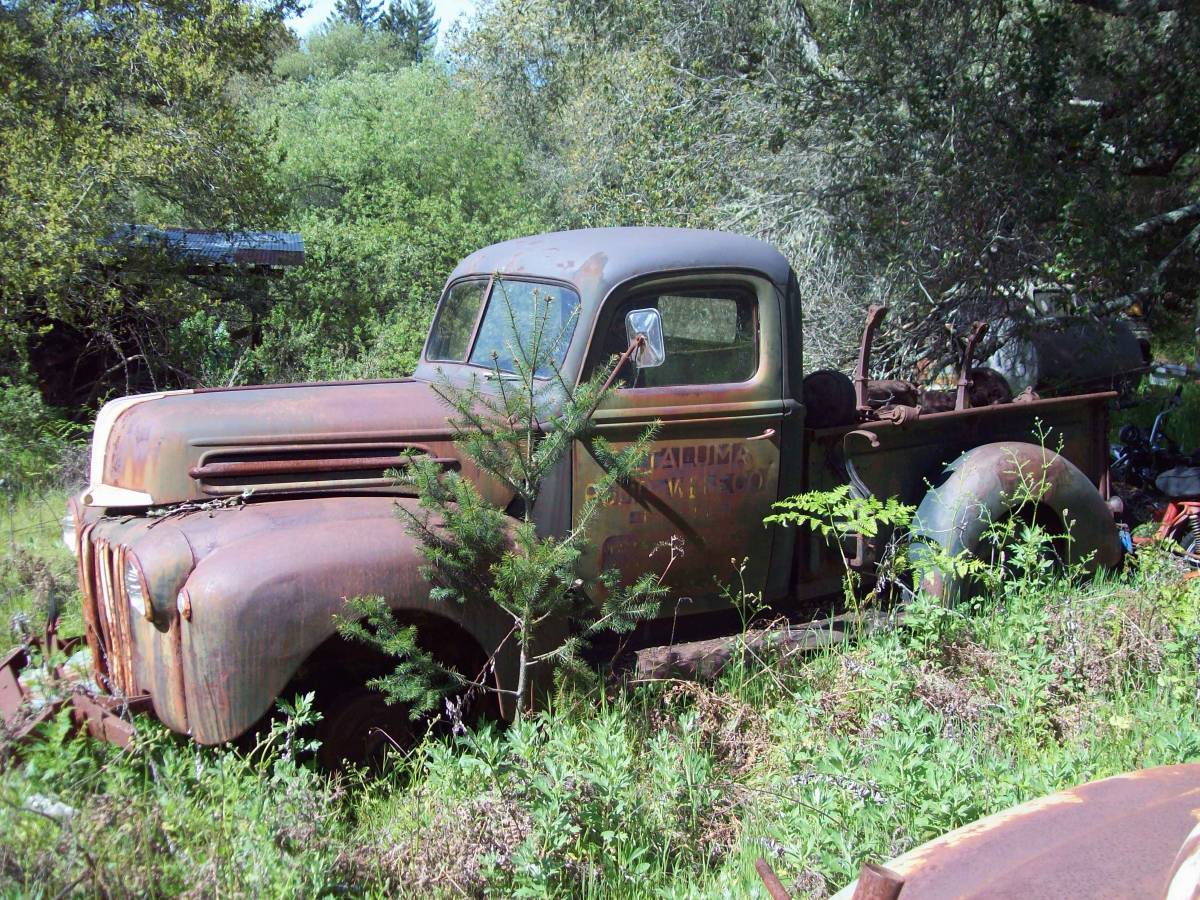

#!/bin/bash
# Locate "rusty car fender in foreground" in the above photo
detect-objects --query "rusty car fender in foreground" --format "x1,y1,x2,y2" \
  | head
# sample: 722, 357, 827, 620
830, 763, 1200, 899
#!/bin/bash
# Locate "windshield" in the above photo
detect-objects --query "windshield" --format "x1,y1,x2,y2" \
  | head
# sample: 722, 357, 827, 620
427, 278, 581, 377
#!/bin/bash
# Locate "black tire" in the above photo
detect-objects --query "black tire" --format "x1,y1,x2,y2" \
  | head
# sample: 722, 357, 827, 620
316, 686, 417, 771
910, 442, 1123, 604
802, 369, 857, 429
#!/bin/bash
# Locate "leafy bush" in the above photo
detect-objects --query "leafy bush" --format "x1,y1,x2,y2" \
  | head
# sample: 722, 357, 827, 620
249, 64, 549, 383
0, 381, 79, 494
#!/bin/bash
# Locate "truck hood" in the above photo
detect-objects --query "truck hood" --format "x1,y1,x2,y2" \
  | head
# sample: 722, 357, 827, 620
85, 379, 490, 509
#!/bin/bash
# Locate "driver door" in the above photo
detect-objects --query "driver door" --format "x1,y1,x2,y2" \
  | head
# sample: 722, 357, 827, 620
572, 274, 786, 613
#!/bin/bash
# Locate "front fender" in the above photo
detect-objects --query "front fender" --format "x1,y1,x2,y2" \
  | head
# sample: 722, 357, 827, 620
177, 497, 516, 744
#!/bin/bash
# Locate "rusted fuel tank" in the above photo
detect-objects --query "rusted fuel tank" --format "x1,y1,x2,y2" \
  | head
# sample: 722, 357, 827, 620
987, 318, 1147, 396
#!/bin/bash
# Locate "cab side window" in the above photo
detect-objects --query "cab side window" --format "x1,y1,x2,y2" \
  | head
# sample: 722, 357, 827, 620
595, 285, 758, 388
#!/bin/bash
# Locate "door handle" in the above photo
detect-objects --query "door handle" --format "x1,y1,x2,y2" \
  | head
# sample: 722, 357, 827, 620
746, 428, 776, 442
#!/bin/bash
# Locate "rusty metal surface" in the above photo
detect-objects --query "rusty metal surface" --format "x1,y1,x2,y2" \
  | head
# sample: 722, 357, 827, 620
910, 440, 1123, 599
850, 864, 904, 900
188, 454, 457, 480
797, 393, 1116, 601
68, 691, 151, 749
853, 305, 889, 414
954, 321, 988, 410
444, 227, 792, 309
832, 764, 1200, 900
94, 378, 503, 509
1, 645, 48, 740
2, 637, 152, 750
79, 495, 521, 744
570, 273, 788, 609
755, 858, 794, 900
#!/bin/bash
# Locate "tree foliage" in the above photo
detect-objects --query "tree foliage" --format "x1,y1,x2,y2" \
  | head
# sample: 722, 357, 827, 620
328, 0, 382, 29
0, 0, 298, 400
455, 0, 1200, 372
381, 0, 438, 61
248, 62, 548, 383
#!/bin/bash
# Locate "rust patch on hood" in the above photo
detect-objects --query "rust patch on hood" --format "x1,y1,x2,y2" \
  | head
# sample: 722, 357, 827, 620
93, 378, 498, 508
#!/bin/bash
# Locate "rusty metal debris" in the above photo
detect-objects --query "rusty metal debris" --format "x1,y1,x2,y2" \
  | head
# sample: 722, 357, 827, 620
1, 631, 149, 751
850, 863, 905, 900
755, 857, 794, 900
953, 321, 988, 411
853, 305, 889, 416
831, 763, 1200, 899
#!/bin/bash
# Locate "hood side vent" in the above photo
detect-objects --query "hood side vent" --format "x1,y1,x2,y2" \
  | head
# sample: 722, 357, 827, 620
189, 443, 458, 495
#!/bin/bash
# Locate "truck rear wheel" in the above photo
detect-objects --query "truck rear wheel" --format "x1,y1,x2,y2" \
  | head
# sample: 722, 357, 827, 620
910, 441, 1122, 604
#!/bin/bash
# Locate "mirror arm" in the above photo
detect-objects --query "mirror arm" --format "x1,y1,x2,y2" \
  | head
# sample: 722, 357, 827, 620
582, 335, 645, 421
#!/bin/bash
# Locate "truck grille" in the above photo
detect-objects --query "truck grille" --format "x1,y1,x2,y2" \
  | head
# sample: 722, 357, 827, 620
79, 530, 138, 696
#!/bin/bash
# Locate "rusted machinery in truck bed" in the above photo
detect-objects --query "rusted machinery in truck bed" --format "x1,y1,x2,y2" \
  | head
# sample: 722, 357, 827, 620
3, 228, 1123, 761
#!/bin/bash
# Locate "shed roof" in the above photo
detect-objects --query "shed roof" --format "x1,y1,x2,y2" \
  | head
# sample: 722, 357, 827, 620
117, 226, 305, 268
448, 228, 792, 298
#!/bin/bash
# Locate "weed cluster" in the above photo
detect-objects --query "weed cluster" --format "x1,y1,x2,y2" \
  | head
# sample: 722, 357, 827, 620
1, 489, 1198, 896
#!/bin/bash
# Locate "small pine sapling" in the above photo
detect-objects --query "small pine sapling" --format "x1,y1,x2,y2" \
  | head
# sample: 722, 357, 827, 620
339, 281, 668, 721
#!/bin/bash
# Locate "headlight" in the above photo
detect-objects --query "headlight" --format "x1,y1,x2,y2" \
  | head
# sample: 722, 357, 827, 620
124, 555, 150, 620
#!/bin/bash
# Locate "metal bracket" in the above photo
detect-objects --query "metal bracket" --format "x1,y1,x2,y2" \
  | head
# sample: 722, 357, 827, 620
854, 305, 889, 417
954, 321, 989, 411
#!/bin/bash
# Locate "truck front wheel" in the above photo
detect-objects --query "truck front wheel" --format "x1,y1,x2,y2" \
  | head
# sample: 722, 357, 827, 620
317, 687, 416, 770
910, 441, 1122, 604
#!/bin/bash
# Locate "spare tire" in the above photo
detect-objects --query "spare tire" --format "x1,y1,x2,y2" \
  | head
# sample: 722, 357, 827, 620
911, 442, 1122, 603
802, 369, 857, 429
1156, 466, 1200, 500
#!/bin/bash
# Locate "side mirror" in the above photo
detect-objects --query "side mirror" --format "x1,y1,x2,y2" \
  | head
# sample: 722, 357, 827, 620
624, 308, 666, 369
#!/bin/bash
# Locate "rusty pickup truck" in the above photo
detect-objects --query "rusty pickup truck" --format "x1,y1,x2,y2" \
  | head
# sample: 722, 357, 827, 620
54, 227, 1122, 760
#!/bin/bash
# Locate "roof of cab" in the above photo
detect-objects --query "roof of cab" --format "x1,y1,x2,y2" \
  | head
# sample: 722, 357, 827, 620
447, 227, 793, 300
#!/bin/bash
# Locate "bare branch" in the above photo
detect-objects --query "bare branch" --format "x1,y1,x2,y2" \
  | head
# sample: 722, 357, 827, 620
1127, 200, 1200, 240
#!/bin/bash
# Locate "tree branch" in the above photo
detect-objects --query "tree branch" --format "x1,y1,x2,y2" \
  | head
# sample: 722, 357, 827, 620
1127, 200, 1200, 240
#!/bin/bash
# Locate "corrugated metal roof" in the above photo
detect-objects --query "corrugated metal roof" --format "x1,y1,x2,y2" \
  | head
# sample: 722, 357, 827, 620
115, 225, 305, 268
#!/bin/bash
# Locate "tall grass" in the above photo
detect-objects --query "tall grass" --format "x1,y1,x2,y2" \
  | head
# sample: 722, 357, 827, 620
1, 491, 81, 643
2, 498, 1198, 897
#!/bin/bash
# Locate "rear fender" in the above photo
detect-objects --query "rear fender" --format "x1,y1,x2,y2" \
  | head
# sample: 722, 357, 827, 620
912, 441, 1122, 601
178, 502, 517, 744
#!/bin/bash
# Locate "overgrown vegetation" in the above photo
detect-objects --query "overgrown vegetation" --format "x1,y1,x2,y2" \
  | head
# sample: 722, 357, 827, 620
3, 1, 1200, 896
456, 0, 1200, 372
5, 0, 1198, 405
2, 491, 1198, 895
